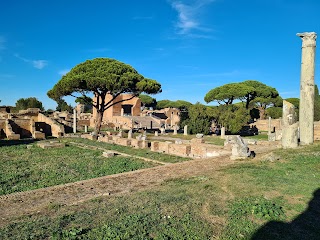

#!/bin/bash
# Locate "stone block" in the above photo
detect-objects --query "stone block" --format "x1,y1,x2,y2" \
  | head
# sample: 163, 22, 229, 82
168, 144, 191, 157
98, 135, 113, 143
190, 145, 206, 158
81, 134, 96, 140
141, 140, 149, 149
115, 137, 131, 146
37, 142, 65, 149
281, 122, 299, 149
7, 134, 20, 140
196, 133, 204, 138
158, 141, 171, 153
268, 133, 276, 141
151, 141, 159, 151
33, 131, 45, 140
130, 138, 143, 148
230, 136, 251, 160
191, 138, 205, 144
102, 151, 115, 158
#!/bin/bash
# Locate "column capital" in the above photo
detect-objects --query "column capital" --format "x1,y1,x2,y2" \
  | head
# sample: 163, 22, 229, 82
297, 32, 317, 47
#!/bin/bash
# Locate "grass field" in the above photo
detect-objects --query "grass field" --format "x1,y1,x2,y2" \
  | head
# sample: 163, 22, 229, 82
0, 139, 319, 239
0, 142, 160, 195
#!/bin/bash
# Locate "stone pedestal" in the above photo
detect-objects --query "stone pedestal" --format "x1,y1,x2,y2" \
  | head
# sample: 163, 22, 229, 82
154, 131, 159, 137
282, 122, 299, 149
84, 125, 88, 133
297, 32, 317, 145
220, 127, 225, 139
128, 129, 133, 139
184, 125, 188, 135
173, 125, 177, 135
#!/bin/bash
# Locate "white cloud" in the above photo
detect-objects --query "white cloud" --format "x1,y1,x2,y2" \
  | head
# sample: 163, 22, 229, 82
32, 60, 48, 69
170, 0, 214, 37
58, 69, 70, 76
14, 54, 48, 69
280, 91, 299, 97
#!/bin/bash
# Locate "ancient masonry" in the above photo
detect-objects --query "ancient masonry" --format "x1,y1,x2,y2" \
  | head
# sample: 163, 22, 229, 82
281, 100, 299, 148
297, 32, 317, 145
81, 132, 258, 160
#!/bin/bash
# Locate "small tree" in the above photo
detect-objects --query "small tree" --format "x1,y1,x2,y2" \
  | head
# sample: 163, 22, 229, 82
205, 81, 282, 120
139, 94, 157, 109
314, 85, 320, 121
204, 82, 253, 105
75, 96, 93, 113
266, 107, 282, 119
15, 97, 44, 111
48, 58, 161, 134
183, 103, 214, 135
56, 98, 73, 112
214, 104, 250, 134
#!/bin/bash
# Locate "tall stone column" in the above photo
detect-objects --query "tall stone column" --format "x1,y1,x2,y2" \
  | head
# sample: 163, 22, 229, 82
297, 32, 317, 145
268, 117, 272, 135
73, 109, 77, 133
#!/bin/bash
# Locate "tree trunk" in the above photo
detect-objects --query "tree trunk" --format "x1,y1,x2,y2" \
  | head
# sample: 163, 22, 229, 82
259, 107, 266, 120
94, 111, 104, 134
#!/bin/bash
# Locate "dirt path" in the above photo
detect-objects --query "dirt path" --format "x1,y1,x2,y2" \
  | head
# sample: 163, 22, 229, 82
0, 140, 279, 226
0, 154, 233, 226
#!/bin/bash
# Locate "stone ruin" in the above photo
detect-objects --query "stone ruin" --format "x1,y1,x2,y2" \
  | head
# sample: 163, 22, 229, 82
224, 135, 253, 160
80, 130, 254, 160
281, 100, 299, 148
250, 32, 319, 148
0, 108, 65, 140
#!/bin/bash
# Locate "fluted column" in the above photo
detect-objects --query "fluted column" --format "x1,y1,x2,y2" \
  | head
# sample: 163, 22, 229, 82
297, 32, 317, 145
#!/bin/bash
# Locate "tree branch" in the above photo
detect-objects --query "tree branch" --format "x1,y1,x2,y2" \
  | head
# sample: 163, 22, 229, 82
103, 91, 123, 110
103, 94, 138, 111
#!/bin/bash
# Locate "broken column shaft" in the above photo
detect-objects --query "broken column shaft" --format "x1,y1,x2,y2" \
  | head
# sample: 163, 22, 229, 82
297, 32, 317, 145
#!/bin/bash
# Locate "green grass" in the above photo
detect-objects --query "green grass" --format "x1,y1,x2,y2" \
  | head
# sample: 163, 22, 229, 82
220, 143, 320, 239
0, 143, 158, 195
67, 137, 191, 163
1, 141, 320, 239
242, 133, 269, 140
0, 181, 216, 239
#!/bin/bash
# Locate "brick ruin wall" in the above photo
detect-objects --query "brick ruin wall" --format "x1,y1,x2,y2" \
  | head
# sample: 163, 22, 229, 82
0, 120, 6, 139
91, 134, 229, 159
250, 119, 282, 132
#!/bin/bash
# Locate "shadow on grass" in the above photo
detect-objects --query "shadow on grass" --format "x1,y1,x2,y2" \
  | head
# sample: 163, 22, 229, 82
0, 138, 39, 147
252, 189, 320, 240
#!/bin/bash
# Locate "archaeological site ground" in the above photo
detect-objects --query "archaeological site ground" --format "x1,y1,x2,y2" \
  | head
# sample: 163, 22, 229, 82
0, 32, 319, 239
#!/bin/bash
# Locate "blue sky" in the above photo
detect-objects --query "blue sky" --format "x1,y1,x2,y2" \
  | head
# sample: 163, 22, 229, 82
1, 0, 320, 110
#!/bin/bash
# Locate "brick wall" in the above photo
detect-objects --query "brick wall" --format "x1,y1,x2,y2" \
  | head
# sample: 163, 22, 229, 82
250, 119, 281, 132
